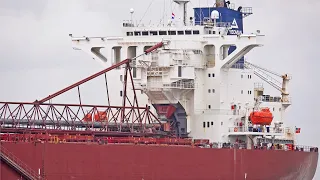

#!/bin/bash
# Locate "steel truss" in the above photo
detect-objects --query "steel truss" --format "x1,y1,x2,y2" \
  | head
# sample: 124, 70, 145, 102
0, 42, 166, 137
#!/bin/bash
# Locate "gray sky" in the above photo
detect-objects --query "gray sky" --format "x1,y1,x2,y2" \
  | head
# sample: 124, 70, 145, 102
0, 0, 319, 177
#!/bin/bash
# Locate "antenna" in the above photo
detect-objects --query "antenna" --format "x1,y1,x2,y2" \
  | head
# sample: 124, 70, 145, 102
130, 8, 134, 24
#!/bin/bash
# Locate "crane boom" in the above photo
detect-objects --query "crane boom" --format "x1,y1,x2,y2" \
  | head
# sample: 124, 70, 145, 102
244, 61, 291, 103
245, 61, 282, 77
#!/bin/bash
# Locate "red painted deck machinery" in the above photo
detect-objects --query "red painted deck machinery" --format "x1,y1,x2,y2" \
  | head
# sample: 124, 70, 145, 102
0, 42, 177, 140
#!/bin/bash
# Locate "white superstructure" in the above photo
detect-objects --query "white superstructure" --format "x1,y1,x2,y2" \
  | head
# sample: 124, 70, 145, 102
70, 0, 296, 148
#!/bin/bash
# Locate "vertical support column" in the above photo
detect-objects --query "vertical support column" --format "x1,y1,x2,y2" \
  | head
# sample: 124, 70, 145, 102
223, 46, 229, 60
281, 74, 290, 103
173, 0, 190, 26
120, 63, 129, 131
215, 44, 221, 67
128, 64, 143, 131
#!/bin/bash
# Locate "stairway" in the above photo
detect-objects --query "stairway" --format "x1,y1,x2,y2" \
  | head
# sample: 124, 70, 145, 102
0, 146, 40, 180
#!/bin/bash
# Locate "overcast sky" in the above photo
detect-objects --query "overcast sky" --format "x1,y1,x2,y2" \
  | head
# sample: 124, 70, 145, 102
0, 0, 319, 178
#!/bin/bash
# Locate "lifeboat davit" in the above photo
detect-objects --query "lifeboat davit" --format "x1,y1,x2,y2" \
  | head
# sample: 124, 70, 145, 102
249, 108, 273, 125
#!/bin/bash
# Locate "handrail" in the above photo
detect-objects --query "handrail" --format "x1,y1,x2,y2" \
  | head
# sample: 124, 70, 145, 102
0, 146, 40, 179
1, 135, 317, 154
147, 81, 196, 89
229, 126, 284, 134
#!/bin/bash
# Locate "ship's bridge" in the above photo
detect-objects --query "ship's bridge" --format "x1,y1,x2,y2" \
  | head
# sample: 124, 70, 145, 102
121, 21, 232, 37
69, 0, 265, 140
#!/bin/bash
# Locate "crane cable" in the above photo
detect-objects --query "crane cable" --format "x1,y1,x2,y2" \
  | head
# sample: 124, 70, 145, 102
137, 0, 156, 26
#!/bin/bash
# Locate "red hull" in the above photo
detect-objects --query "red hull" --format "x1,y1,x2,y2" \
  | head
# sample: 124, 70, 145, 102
1, 142, 318, 180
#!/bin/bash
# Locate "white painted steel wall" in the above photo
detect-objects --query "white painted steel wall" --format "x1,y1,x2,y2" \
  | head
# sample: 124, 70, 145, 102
71, 24, 293, 144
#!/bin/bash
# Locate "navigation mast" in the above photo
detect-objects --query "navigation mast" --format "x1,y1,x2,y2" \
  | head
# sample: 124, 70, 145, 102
173, 0, 190, 26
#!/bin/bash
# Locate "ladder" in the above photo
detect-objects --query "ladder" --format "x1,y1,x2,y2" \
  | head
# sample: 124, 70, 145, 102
0, 146, 40, 180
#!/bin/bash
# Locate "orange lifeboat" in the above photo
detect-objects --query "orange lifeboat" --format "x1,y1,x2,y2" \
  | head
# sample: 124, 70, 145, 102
83, 111, 108, 122
94, 111, 108, 122
249, 108, 273, 125
83, 113, 92, 122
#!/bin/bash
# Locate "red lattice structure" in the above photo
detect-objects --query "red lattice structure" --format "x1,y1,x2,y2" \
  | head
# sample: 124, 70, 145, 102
0, 42, 167, 137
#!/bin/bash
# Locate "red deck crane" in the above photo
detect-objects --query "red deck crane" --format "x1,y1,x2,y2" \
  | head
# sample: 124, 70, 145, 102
0, 42, 167, 138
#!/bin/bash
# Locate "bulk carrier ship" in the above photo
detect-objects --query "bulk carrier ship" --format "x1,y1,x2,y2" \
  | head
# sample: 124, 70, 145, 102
0, 0, 318, 179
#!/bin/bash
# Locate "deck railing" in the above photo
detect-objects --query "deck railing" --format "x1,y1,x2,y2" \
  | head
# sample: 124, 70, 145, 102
1, 133, 318, 154
203, 142, 318, 152
229, 126, 285, 134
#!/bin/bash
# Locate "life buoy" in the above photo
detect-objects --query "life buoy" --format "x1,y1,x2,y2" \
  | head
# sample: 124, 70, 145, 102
234, 127, 238, 132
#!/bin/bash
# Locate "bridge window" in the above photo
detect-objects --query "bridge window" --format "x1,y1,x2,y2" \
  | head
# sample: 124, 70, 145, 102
178, 66, 182, 77
142, 31, 149, 36
159, 31, 167, 35
207, 122, 210, 128
178, 31, 184, 35
133, 67, 137, 78
212, 73, 215, 77
208, 73, 211, 77
208, 105, 211, 109
211, 122, 213, 126
203, 122, 206, 128
185, 30, 192, 35
120, 91, 123, 97
126, 32, 133, 36
168, 31, 176, 35
212, 89, 215, 93
150, 31, 158, 35
193, 30, 200, 34
241, 74, 243, 78
241, 90, 243, 94
134, 31, 141, 36
208, 89, 211, 93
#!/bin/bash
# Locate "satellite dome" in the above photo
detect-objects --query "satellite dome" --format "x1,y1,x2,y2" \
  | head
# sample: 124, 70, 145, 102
211, 10, 219, 19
